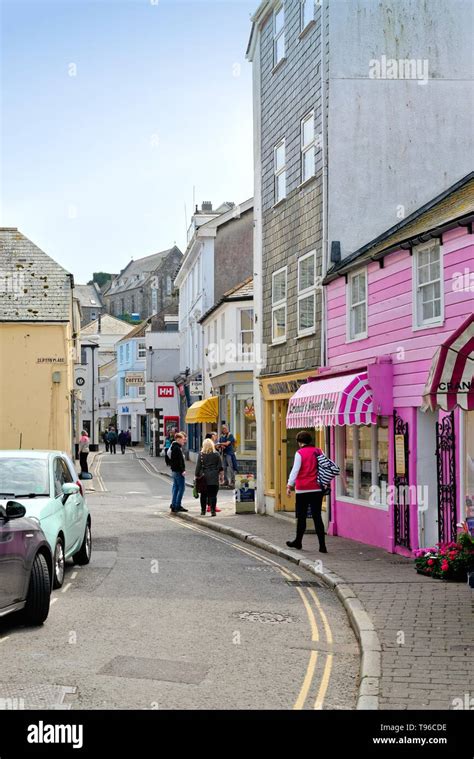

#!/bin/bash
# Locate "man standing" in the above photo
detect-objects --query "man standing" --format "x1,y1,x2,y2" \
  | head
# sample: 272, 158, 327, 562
169, 432, 188, 513
107, 427, 118, 454
118, 430, 128, 454
102, 429, 110, 453
218, 424, 238, 487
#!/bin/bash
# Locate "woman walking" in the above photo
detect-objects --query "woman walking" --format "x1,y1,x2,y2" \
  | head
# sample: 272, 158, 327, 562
286, 431, 328, 553
195, 439, 223, 516
79, 430, 90, 475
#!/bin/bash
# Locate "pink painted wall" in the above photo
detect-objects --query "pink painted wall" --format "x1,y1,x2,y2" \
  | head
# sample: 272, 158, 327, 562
326, 228, 474, 407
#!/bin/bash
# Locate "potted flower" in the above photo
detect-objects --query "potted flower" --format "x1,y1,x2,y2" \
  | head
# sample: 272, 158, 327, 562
414, 526, 474, 582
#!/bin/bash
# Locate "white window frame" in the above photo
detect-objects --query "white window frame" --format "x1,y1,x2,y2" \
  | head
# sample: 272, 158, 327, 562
301, 110, 316, 183
238, 307, 254, 360
297, 250, 316, 337
300, 0, 315, 32
347, 268, 368, 341
274, 138, 286, 204
273, 4, 285, 68
138, 341, 146, 359
138, 385, 146, 397
412, 240, 444, 330
272, 266, 287, 344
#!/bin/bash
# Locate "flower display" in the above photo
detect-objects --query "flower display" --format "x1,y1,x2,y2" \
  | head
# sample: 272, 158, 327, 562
414, 527, 474, 581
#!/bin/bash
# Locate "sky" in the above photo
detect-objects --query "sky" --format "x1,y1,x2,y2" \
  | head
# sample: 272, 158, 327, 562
0, 0, 255, 282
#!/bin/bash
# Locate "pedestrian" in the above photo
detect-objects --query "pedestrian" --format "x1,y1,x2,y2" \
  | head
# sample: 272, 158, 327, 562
164, 427, 176, 456
107, 427, 118, 454
286, 431, 329, 553
118, 430, 128, 454
102, 429, 110, 453
205, 431, 218, 443
195, 439, 223, 516
78, 430, 90, 474
218, 424, 238, 487
126, 428, 132, 447
169, 432, 188, 513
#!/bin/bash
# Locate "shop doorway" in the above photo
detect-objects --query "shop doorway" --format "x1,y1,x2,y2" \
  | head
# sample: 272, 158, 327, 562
436, 411, 457, 544
278, 399, 324, 512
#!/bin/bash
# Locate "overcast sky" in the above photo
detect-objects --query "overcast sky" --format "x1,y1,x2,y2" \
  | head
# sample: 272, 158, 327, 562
0, 0, 255, 282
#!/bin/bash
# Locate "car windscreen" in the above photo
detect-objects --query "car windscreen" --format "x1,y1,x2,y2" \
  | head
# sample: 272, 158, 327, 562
0, 458, 50, 497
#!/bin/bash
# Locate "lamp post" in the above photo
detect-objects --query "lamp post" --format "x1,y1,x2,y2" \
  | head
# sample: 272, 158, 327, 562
88, 343, 99, 450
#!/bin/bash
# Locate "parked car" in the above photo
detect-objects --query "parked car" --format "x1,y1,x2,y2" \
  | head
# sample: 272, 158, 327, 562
0, 451, 92, 589
0, 501, 52, 625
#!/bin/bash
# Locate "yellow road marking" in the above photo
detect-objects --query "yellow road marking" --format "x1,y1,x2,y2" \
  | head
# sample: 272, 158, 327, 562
294, 651, 318, 710
295, 587, 319, 642
314, 654, 333, 710
50, 598, 58, 605
307, 587, 333, 645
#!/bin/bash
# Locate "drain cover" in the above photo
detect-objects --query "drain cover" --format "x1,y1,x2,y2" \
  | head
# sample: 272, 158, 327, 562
285, 580, 323, 588
236, 611, 295, 624
98, 656, 208, 684
0, 683, 77, 710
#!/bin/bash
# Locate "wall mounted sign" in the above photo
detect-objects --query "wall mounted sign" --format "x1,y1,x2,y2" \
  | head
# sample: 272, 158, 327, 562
37, 357, 65, 364
76, 377, 85, 387
158, 386, 175, 397
125, 372, 145, 386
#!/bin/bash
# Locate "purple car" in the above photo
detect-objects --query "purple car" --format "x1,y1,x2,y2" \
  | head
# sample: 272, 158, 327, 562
0, 500, 53, 625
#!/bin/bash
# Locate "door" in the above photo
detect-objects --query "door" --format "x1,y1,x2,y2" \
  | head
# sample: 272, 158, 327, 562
393, 411, 411, 549
279, 399, 318, 512
436, 411, 457, 544
0, 515, 27, 608
53, 458, 82, 555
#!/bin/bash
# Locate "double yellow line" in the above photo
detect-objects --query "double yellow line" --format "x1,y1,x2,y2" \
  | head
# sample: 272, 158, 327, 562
91, 454, 107, 492
168, 516, 334, 710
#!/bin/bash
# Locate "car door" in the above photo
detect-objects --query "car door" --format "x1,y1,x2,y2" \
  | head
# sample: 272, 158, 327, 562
0, 512, 29, 609
59, 458, 83, 555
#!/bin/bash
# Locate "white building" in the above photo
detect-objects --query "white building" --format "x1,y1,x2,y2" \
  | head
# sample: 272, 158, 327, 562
145, 319, 181, 456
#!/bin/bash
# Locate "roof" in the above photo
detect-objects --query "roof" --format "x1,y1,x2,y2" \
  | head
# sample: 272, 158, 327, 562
116, 317, 152, 343
75, 283, 104, 309
80, 313, 135, 336
107, 246, 182, 295
0, 228, 72, 322
199, 277, 253, 324
324, 172, 474, 282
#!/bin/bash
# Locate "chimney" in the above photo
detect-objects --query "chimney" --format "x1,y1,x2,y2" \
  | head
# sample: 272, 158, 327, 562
201, 201, 213, 213
98, 313, 102, 333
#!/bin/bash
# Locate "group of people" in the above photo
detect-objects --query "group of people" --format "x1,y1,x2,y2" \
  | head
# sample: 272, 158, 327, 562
165, 424, 239, 515
102, 427, 131, 454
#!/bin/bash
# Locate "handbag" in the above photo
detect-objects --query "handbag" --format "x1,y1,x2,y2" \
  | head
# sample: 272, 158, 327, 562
195, 455, 207, 494
315, 449, 340, 495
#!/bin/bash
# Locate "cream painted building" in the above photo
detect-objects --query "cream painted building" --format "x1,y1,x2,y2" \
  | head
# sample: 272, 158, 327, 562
0, 228, 80, 456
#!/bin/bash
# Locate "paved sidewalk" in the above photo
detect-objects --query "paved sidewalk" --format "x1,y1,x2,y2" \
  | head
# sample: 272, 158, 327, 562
139, 448, 474, 710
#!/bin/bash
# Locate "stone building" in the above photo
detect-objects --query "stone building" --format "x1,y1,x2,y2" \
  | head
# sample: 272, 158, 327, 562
75, 283, 104, 327
103, 246, 182, 322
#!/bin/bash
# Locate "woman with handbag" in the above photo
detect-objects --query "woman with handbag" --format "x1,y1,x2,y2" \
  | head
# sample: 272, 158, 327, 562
195, 439, 223, 516
286, 431, 339, 553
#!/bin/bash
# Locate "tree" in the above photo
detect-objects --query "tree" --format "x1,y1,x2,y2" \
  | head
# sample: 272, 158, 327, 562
87, 272, 113, 289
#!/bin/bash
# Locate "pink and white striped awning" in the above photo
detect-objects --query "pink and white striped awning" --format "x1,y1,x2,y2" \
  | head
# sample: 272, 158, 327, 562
286, 372, 377, 429
422, 314, 474, 412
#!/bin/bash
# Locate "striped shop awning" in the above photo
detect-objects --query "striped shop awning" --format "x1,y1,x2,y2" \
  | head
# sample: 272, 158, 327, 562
422, 314, 474, 412
286, 372, 377, 429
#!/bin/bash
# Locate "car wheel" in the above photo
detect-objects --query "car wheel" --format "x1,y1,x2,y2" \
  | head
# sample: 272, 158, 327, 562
73, 522, 91, 565
23, 553, 51, 625
53, 537, 65, 589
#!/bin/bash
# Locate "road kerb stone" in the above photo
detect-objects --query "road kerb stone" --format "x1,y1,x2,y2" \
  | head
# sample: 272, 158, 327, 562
176, 513, 380, 710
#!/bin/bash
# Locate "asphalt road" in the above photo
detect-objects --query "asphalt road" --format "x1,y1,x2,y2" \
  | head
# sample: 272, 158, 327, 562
0, 450, 359, 710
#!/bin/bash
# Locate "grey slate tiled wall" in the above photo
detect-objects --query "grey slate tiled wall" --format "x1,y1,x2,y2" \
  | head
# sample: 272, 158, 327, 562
259, 0, 325, 377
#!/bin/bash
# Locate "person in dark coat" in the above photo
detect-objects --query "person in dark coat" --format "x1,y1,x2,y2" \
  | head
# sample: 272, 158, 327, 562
195, 439, 223, 516
102, 429, 110, 452
118, 430, 128, 454
107, 428, 118, 454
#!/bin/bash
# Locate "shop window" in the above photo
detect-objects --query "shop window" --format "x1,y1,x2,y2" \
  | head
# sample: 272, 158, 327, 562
413, 240, 443, 329
273, 5, 285, 67
338, 419, 389, 504
274, 139, 286, 203
297, 251, 316, 336
236, 397, 257, 454
347, 268, 367, 340
272, 267, 287, 344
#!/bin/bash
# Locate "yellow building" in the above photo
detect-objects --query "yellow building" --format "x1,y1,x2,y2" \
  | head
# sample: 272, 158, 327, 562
0, 228, 80, 456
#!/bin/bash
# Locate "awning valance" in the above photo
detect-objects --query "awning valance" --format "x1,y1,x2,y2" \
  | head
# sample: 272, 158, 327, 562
286, 372, 377, 429
422, 314, 474, 412
185, 396, 219, 424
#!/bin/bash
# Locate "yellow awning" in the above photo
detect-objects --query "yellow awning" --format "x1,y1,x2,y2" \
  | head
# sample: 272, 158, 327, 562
185, 396, 219, 424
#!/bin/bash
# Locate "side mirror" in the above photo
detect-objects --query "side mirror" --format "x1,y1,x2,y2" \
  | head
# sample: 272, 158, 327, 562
62, 483, 80, 503
3, 501, 27, 520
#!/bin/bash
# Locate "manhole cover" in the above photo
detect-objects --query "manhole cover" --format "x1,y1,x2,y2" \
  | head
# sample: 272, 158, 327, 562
98, 656, 208, 685
236, 611, 295, 624
0, 683, 77, 710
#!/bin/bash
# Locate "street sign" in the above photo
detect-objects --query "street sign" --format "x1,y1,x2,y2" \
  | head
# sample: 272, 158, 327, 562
190, 380, 203, 395
76, 377, 85, 387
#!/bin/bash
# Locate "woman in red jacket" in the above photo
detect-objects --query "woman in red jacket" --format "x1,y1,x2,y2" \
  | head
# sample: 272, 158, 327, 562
286, 430, 327, 553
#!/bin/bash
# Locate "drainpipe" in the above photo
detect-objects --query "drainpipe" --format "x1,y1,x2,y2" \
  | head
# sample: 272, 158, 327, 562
320, 0, 328, 370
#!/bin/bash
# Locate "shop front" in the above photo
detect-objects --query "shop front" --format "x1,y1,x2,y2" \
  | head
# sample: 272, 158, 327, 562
212, 373, 257, 475
260, 370, 324, 514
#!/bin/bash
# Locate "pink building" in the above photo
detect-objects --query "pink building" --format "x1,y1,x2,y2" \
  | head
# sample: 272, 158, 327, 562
287, 174, 474, 555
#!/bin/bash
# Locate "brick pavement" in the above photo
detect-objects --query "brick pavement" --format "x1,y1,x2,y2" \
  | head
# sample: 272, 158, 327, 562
138, 448, 474, 710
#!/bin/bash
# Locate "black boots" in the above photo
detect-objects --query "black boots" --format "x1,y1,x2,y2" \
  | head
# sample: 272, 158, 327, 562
286, 540, 302, 550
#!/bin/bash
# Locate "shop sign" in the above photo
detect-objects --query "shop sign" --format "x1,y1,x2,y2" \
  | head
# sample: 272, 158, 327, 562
395, 434, 406, 476
125, 372, 145, 386
268, 379, 306, 395
158, 385, 175, 398
190, 380, 203, 395
121, 406, 129, 413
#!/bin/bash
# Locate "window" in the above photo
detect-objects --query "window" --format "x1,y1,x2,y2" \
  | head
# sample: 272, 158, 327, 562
138, 341, 146, 359
213, 319, 217, 346
274, 139, 286, 203
239, 308, 254, 359
301, 0, 315, 31
53, 458, 73, 498
273, 5, 285, 67
138, 385, 146, 396
297, 251, 316, 336
348, 269, 368, 340
151, 288, 158, 314
126, 343, 130, 362
166, 276, 172, 296
413, 241, 443, 328
236, 396, 257, 454
338, 419, 389, 504
301, 111, 316, 183
81, 347, 88, 365
272, 267, 287, 343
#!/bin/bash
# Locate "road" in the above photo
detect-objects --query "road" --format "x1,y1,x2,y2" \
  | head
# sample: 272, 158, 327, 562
0, 450, 359, 710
